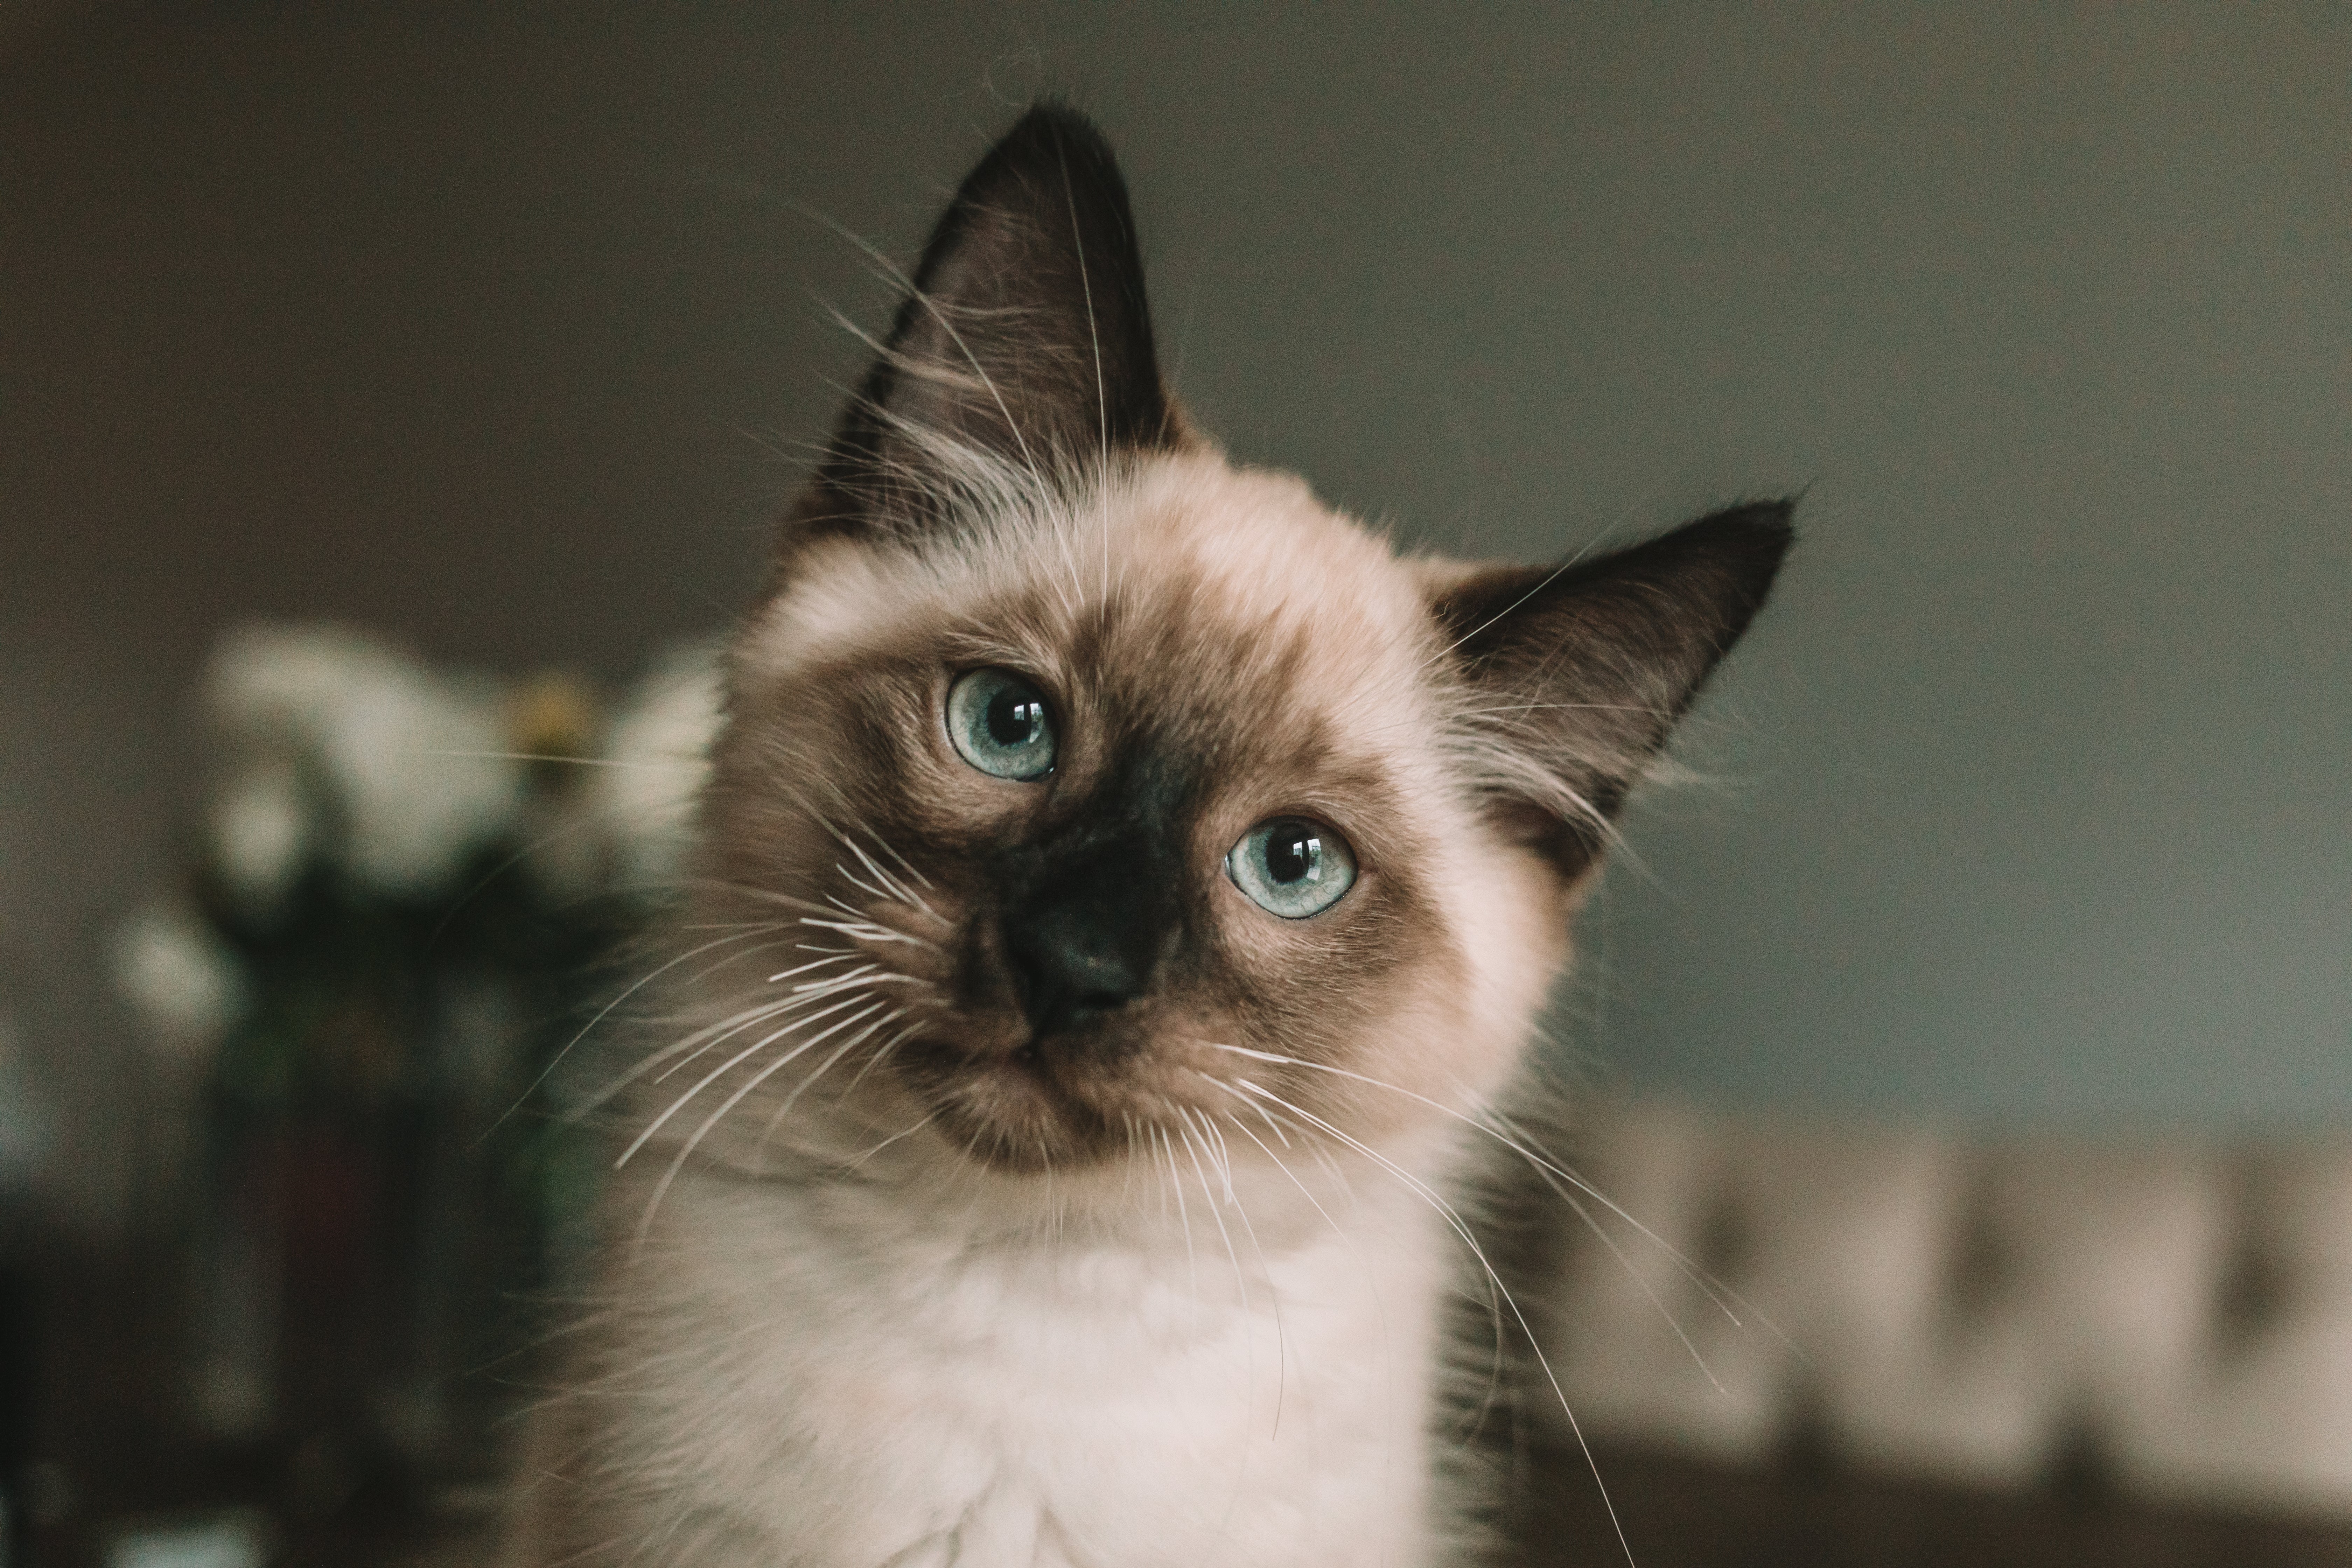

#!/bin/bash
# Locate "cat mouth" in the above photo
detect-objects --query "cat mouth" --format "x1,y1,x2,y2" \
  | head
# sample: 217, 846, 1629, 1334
893, 1014, 1154, 1171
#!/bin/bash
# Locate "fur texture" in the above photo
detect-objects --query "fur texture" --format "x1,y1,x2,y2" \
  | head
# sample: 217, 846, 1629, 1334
504, 104, 1790, 1568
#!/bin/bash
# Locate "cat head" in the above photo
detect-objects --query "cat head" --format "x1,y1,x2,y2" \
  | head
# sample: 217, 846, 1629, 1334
685, 106, 1789, 1183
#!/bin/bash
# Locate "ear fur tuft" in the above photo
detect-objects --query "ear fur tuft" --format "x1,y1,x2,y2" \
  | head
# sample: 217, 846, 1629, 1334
1430, 499, 1795, 876
790, 102, 1175, 552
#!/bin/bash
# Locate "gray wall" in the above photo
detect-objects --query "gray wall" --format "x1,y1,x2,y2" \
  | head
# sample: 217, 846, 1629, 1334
5, 3, 2347, 1221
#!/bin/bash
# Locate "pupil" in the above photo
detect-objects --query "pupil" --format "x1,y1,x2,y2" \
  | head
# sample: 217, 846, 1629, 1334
986, 690, 1039, 747
1265, 829, 1318, 884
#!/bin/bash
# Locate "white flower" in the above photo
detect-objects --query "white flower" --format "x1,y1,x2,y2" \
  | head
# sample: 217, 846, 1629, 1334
596, 643, 722, 896
204, 624, 523, 897
110, 903, 248, 1052
320, 664, 519, 894
208, 760, 311, 918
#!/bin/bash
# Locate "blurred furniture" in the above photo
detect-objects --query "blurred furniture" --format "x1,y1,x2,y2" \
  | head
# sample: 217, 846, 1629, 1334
21, 1104, 2352, 1565
1517, 1441, 2352, 1568
1547, 1101, 2352, 1520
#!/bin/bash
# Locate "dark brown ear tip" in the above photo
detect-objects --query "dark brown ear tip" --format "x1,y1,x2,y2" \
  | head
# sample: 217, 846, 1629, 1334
1661, 497, 1798, 612
952, 100, 1128, 217
993, 100, 1120, 165
1682, 497, 1797, 554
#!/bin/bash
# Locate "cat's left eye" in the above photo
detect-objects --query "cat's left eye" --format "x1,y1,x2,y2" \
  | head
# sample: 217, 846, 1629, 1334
946, 667, 1057, 780
1226, 817, 1357, 919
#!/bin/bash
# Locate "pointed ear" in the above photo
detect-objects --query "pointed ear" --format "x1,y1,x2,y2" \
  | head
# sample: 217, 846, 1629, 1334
1428, 500, 1795, 877
794, 103, 1177, 545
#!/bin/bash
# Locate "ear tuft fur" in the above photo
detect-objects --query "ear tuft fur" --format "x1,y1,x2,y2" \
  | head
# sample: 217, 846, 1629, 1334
791, 102, 1175, 553
1430, 499, 1795, 876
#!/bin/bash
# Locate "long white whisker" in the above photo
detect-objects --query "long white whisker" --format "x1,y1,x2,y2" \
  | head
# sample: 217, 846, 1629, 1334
1203, 1073, 1644, 1568
567, 986, 822, 1125
483, 924, 793, 1141
799, 915, 936, 949
651, 971, 883, 1083
1157, 1122, 1198, 1307
766, 952, 863, 985
1178, 1114, 1248, 1315
417, 749, 696, 770
847, 1108, 938, 1169
1211, 1107, 1289, 1440
1513, 1149, 1726, 1394
834, 859, 894, 905
842, 834, 938, 921
1200, 1040, 1760, 1333
618, 989, 885, 1166
788, 203, 1043, 480
631, 998, 892, 1242
755, 1005, 906, 1144
840, 1011, 934, 1095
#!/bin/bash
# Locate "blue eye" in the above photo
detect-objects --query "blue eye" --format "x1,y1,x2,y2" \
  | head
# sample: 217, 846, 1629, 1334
946, 668, 1056, 780
1226, 818, 1356, 919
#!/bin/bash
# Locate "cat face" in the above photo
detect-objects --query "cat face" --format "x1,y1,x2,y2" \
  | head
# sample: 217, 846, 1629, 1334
711, 452, 1565, 1172
672, 107, 1788, 1183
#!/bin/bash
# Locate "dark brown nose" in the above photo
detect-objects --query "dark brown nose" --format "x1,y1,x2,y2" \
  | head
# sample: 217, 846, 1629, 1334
1002, 849, 1158, 1037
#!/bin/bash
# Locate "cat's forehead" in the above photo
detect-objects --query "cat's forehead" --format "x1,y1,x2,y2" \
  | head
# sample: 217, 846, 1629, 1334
755, 452, 1443, 730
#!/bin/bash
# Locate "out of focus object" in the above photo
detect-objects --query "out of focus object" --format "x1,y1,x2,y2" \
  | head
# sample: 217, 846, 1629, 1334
102, 1511, 269, 1568
1, 1262, 31, 1568
107, 625, 720, 1507
1549, 1102, 2352, 1519
1, 1002, 42, 1568
0, 1008, 44, 1203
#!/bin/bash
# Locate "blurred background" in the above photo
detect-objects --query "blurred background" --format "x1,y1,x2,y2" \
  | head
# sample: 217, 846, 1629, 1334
2, 3, 2347, 1564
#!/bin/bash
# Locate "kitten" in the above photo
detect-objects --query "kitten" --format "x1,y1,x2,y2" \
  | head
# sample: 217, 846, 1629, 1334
504, 104, 1789, 1568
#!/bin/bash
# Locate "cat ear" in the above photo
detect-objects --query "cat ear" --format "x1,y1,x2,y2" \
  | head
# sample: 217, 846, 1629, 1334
1427, 500, 1795, 878
794, 103, 1177, 545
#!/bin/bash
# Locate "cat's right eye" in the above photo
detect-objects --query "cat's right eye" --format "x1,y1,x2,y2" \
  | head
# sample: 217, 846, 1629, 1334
1226, 817, 1357, 919
945, 667, 1057, 780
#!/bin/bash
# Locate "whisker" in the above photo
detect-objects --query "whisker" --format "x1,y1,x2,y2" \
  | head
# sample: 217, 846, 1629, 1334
791, 201, 1044, 479
1177, 1114, 1248, 1314
1198, 1040, 1760, 1333
480, 923, 793, 1144
617, 989, 887, 1166
1156, 1122, 1198, 1307
417, 749, 699, 770
631, 997, 895, 1243
840, 1011, 935, 1096
650, 972, 884, 1083
1209, 1108, 1290, 1441
833, 859, 895, 905
798, 915, 937, 949
563, 994, 801, 1128
754, 1003, 909, 1145
765, 952, 863, 985
846, 1107, 938, 1169
1202, 1072, 1644, 1568
839, 833, 939, 920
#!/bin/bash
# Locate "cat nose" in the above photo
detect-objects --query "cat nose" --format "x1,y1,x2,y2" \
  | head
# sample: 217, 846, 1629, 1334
1002, 879, 1154, 1037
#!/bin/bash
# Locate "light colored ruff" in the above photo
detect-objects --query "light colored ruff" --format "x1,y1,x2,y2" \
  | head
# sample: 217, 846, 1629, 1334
589, 1123, 1454, 1567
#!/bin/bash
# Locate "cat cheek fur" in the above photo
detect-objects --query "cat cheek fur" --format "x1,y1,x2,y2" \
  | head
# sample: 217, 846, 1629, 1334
504, 102, 1788, 1568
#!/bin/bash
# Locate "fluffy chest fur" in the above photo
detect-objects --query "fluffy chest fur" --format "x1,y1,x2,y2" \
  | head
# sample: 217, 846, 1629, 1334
567, 1152, 1451, 1568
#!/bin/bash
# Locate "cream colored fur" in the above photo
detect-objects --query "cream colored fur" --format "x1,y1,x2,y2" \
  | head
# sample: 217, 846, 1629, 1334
503, 448, 1578, 1568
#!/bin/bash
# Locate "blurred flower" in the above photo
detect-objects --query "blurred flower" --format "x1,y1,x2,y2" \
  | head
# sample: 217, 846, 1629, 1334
204, 625, 522, 898
507, 674, 608, 899
595, 643, 721, 897
117, 622, 710, 1478
207, 760, 311, 919
509, 674, 600, 766
110, 902, 247, 1051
